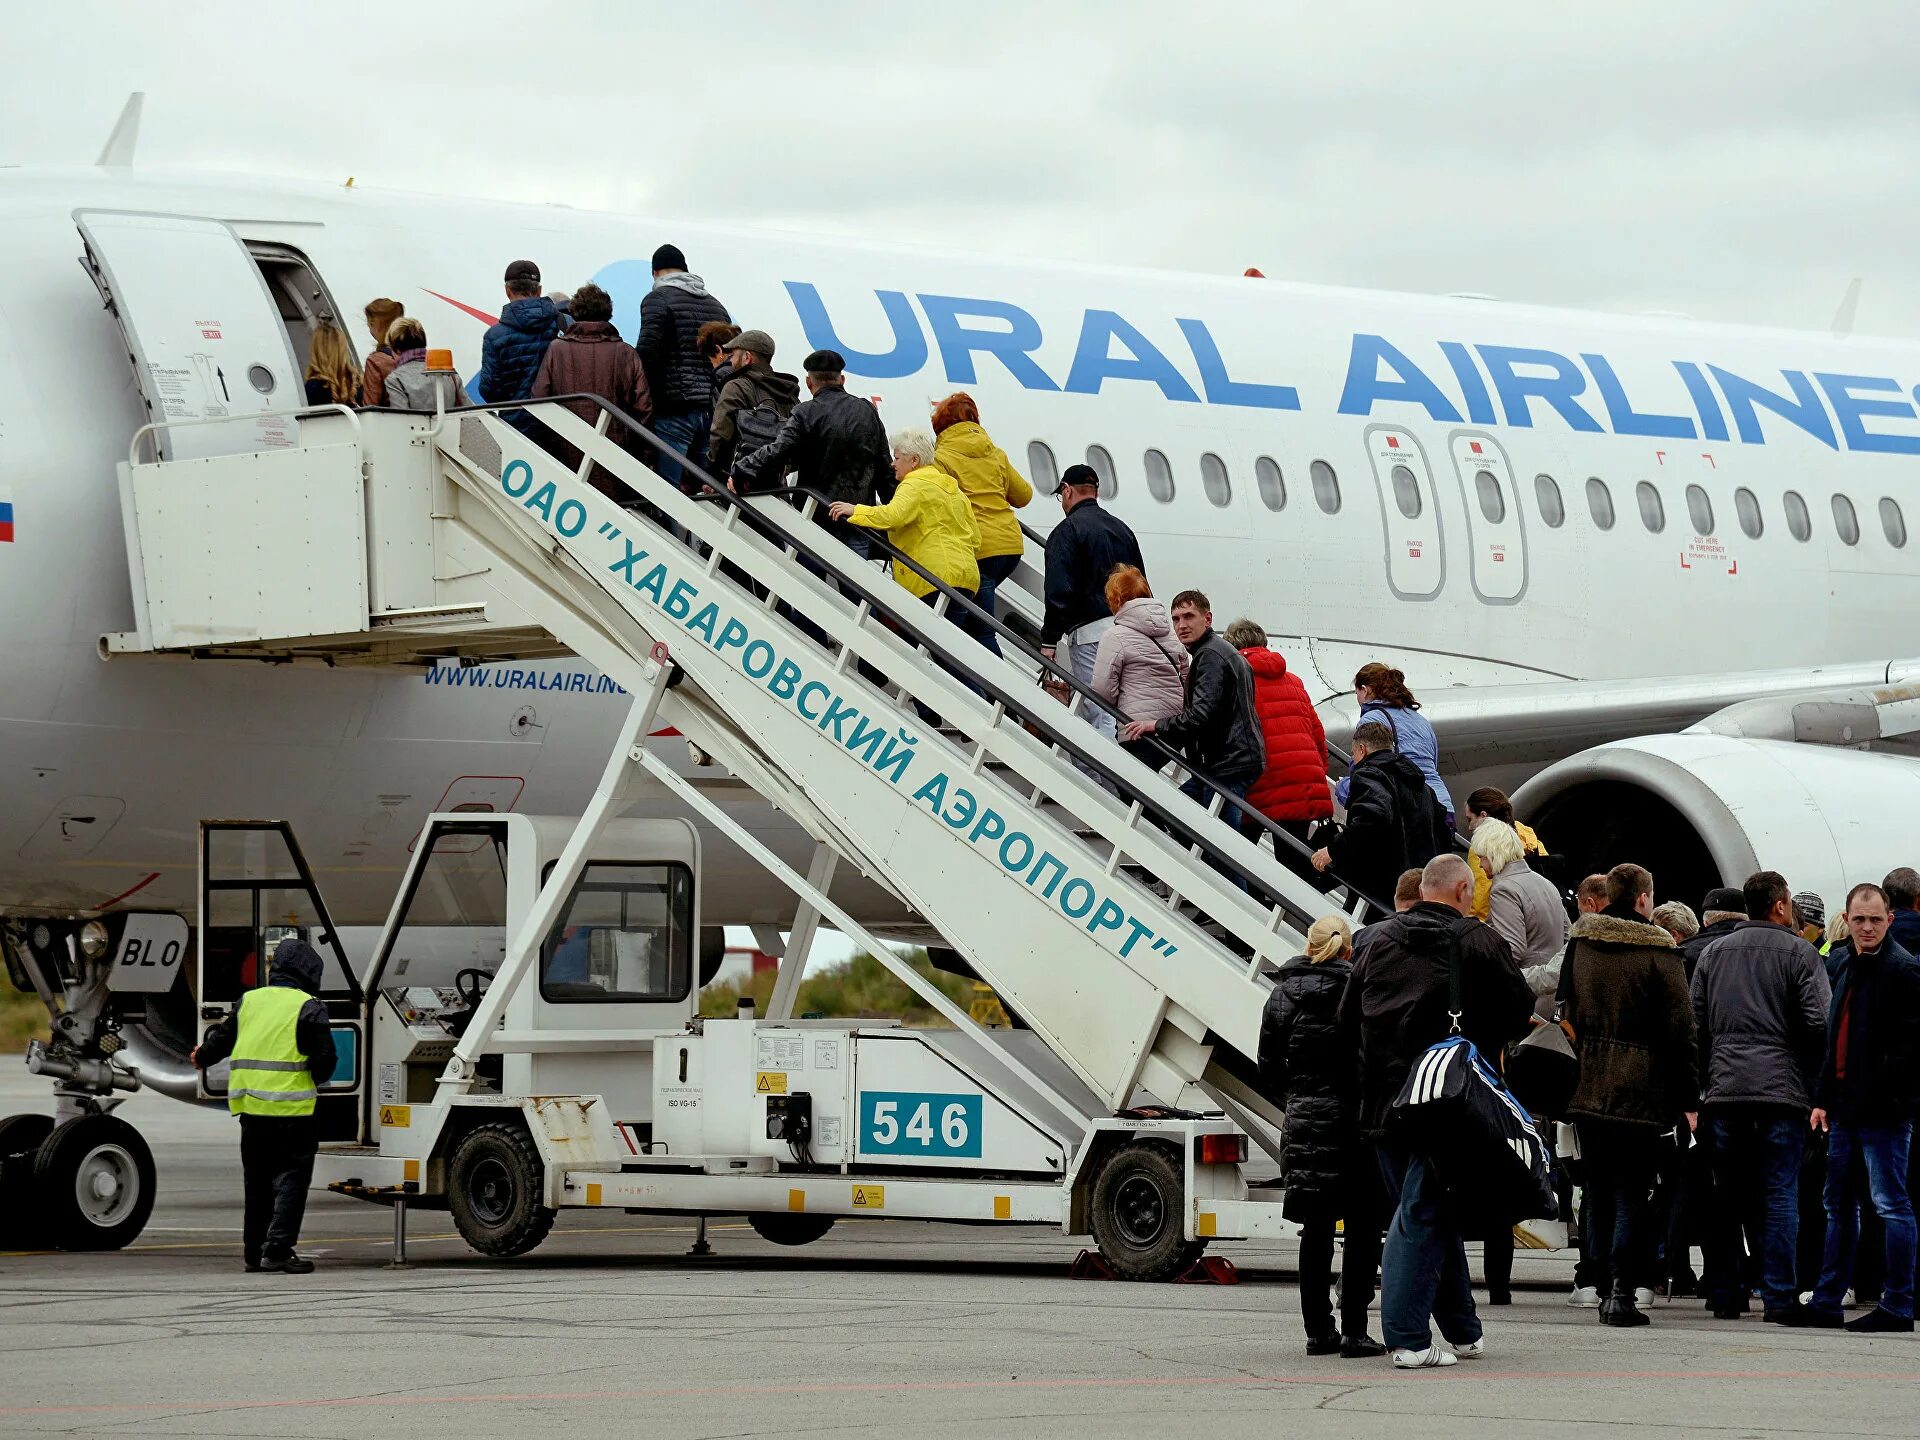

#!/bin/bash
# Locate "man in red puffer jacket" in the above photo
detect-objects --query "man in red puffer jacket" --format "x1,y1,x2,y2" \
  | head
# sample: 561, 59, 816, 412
1224, 619, 1333, 874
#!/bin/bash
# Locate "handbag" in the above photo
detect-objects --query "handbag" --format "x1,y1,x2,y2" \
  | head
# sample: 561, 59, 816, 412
1387, 922, 1557, 1223
1505, 1013, 1580, 1118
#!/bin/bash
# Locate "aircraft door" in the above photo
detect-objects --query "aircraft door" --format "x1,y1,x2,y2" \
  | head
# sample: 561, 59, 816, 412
196, 822, 363, 1141
76, 210, 301, 460
1448, 432, 1529, 603
1362, 426, 1444, 600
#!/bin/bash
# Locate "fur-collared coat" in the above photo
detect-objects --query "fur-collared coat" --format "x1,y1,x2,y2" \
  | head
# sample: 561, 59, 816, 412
1560, 911, 1699, 1130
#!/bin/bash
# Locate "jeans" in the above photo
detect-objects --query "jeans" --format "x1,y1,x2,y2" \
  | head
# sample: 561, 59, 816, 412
968, 553, 1020, 658
1298, 1208, 1384, 1340
1065, 625, 1116, 743
1706, 1105, 1806, 1311
1814, 1119, 1916, 1318
650, 409, 712, 495
1376, 1141, 1482, 1351
1181, 775, 1251, 893
1578, 1120, 1661, 1300
239, 1114, 317, 1264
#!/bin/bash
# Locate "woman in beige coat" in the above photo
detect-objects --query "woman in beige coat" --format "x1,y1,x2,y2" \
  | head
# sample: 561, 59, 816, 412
1091, 565, 1189, 771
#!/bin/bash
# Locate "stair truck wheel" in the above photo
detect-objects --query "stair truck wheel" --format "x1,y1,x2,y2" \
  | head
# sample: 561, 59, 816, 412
747, 1212, 836, 1246
32, 1114, 156, 1251
448, 1121, 557, 1258
1088, 1141, 1205, 1282
0, 1114, 55, 1247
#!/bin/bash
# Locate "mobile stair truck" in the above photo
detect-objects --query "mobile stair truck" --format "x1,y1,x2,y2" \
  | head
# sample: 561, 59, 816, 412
91, 367, 1391, 1277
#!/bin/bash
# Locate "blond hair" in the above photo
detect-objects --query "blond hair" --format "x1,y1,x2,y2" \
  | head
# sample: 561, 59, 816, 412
305, 322, 361, 405
1469, 816, 1524, 875
1304, 913, 1353, 964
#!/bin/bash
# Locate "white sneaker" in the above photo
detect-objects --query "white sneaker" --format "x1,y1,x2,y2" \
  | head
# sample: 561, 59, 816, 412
1450, 1338, 1487, 1359
1567, 1285, 1602, 1308
1634, 1287, 1655, 1308
1391, 1345, 1458, 1369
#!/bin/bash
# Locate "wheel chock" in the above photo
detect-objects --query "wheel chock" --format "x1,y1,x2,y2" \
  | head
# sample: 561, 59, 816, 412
1068, 1248, 1117, 1280
1175, 1255, 1239, 1285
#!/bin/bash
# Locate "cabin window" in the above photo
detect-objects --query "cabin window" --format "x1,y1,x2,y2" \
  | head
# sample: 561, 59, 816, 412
1636, 481, 1666, 534
1832, 493, 1860, 546
1086, 444, 1118, 500
1534, 474, 1565, 528
1143, 449, 1175, 503
1685, 484, 1714, 536
1310, 459, 1341, 514
1735, 486, 1763, 539
1389, 465, 1422, 519
1027, 441, 1059, 496
1785, 489, 1812, 542
1586, 477, 1615, 531
1255, 456, 1286, 512
1474, 469, 1507, 524
1881, 497, 1907, 549
1199, 452, 1232, 508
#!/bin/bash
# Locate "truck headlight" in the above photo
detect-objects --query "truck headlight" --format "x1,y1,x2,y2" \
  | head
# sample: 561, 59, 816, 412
79, 920, 111, 960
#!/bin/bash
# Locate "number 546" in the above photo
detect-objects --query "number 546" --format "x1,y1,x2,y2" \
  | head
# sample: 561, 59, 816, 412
869, 1099, 969, 1149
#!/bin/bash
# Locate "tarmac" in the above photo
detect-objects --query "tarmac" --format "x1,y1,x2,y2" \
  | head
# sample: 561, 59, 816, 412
2, 1069, 1917, 1438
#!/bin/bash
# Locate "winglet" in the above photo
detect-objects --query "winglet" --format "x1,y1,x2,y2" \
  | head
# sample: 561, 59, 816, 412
1831, 276, 1862, 338
96, 92, 144, 168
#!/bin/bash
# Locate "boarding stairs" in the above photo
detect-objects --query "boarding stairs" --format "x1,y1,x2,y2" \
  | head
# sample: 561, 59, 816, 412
107, 397, 1379, 1129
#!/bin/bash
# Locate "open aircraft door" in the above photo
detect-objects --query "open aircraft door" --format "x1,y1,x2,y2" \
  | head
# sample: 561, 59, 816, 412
1362, 425, 1444, 600
1448, 432, 1529, 603
77, 210, 301, 460
197, 822, 364, 1141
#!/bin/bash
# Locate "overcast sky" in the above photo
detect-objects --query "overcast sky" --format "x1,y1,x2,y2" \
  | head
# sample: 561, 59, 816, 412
10, 3, 1920, 337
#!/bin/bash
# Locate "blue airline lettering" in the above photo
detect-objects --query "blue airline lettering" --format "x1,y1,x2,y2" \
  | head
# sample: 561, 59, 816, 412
1707, 365, 1838, 449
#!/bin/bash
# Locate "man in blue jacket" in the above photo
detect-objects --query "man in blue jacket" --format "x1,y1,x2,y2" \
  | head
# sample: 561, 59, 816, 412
476, 260, 565, 424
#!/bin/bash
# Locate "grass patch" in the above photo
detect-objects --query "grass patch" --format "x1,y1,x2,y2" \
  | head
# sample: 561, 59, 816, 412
1, 982, 50, 1053
700, 948, 973, 1025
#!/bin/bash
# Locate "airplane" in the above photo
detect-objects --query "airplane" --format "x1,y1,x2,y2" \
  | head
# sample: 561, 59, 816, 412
4, 98, 1919, 1244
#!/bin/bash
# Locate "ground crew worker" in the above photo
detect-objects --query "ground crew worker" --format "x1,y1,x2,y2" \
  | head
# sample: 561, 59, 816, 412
191, 937, 336, 1274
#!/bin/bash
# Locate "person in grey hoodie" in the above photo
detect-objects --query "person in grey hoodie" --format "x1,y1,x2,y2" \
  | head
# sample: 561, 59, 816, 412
637, 243, 731, 494
1091, 565, 1189, 769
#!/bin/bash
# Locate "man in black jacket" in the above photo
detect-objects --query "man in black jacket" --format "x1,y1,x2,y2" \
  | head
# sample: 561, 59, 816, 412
1121, 590, 1263, 812
1311, 722, 1447, 914
1337, 854, 1534, 1367
636, 244, 730, 494
1802, 883, 1920, 1332
1679, 886, 1749, 982
1040, 466, 1144, 742
733, 350, 894, 549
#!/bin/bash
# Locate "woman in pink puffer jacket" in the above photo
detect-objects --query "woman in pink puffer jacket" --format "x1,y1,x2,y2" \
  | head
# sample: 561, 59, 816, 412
1092, 565, 1191, 770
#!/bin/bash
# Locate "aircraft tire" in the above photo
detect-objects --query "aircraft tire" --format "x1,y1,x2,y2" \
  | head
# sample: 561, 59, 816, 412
33, 1114, 156, 1251
0, 1113, 55, 1247
747, 1212, 836, 1246
1088, 1140, 1205, 1282
448, 1122, 556, 1258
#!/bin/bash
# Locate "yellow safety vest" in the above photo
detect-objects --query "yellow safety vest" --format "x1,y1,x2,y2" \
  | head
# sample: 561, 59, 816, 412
227, 987, 317, 1118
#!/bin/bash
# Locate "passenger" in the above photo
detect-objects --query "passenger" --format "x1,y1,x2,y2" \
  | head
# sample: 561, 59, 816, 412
1792, 891, 1828, 950
547, 289, 572, 322
528, 283, 653, 499
931, 392, 1032, 657
302, 322, 361, 407
735, 349, 894, 554
1090, 564, 1188, 772
1559, 863, 1699, 1328
1119, 589, 1265, 830
636, 244, 731, 493
380, 319, 466, 411
706, 330, 798, 481
1351, 868, 1425, 961
697, 320, 743, 399
1309, 721, 1447, 916
359, 297, 404, 406
1802, 882, 1920, 1332
189, 937, 337, 1274
1258, 913, 1387, 1359
476, 260, 564, 420
829, 427, 979, 608
1221, 618, 1332, 856
1469, 818, 1567, 973
1335, 664, 1455, 831
1463, 786, 1548, 921
1881, 867, 1920, 954
1039, 464, 1144, 741
1337, 854, 1533, 1369
1691, 870, 1831, 1323
1652, 901, 1700, 947
1679, 886, 1750, 983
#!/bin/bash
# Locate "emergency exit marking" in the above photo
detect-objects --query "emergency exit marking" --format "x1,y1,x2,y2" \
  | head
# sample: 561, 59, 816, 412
755, 1071, 788, 1095
851, 1184, 885, 1209
379, 1105, 411, 1128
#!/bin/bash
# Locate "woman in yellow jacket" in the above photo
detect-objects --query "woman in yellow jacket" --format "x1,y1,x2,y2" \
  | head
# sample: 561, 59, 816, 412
830, 426, 981, 604
1463, 785, 1548, 920
931, 392, 1031, 656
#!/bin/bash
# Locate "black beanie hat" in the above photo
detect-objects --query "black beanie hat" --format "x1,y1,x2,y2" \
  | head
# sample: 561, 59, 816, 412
651, 243, 687, 272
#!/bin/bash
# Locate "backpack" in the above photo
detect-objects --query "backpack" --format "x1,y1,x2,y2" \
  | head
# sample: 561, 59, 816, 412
734, 398, 785, 460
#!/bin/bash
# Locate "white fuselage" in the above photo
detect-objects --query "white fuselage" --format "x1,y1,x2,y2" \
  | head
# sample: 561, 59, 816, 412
2, 165, 1915, 922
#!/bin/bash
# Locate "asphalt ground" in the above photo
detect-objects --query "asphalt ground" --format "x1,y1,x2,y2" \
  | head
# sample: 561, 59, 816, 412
2, 1070, 1916, 1438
